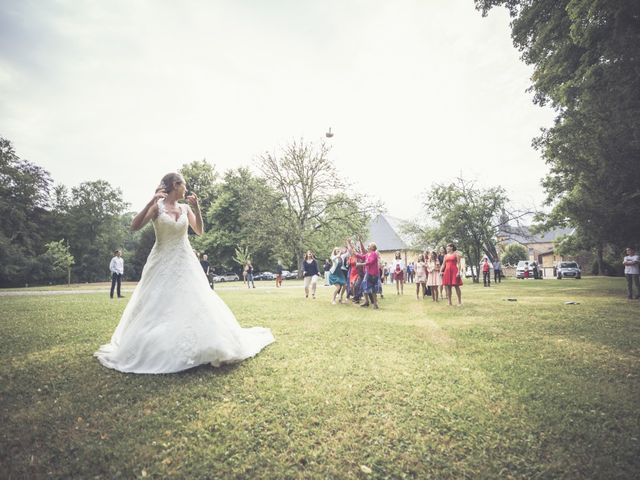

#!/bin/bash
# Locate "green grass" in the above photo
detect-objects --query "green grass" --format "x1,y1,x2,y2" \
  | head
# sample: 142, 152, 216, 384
1, 277, 638, 479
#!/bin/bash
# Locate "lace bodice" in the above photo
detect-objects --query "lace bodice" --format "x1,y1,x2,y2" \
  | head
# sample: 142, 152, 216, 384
153, 199, 189, 248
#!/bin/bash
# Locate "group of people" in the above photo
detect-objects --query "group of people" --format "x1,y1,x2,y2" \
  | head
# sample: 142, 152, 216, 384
302, 241, 464, 307
481, 257, 503, 287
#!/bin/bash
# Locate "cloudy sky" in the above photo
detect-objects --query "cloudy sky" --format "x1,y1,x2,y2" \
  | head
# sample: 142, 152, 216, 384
0, 0, 555, 220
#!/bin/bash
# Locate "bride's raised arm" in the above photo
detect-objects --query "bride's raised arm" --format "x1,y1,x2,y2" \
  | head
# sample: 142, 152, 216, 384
186, 192, 203, 236
131, 187, 165, 231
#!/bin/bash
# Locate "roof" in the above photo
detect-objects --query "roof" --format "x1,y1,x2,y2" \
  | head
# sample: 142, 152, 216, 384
366, 214, 412, 251
499, 226, 575, 245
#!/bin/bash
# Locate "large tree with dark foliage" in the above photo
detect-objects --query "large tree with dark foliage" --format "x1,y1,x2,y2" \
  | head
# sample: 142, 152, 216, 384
476, 0, 640, 270
0, 137, 54, 286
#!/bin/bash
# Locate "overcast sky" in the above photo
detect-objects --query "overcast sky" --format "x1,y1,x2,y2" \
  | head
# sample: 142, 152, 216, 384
0, 0, 556, 220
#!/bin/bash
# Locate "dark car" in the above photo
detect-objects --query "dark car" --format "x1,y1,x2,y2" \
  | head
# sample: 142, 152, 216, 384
253, 272, 275, 281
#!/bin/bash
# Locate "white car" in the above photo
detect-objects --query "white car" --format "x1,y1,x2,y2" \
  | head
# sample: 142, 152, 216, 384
212, 272, 240, 282
515, 261, 533, 279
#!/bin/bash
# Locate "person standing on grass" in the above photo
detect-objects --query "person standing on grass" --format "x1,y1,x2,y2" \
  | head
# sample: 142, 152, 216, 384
415, 254, 427, 300
351, 238, 381, 309
95, 172, 273, 373
347, 250, 362, 304
438, 246, 447, 299
245, 261, 255, 289
440, 243, 463, 306
482, 257, 491, 287
323, 258, 331, 286
329, 246, 348, 304
623, 247, 640, 299
391, 251, 405, 295
303, 250, 320, 299
275, 261, 283, 288
109, 250, 124, 299
493, 257, 502, 284
426, 250, 441, 302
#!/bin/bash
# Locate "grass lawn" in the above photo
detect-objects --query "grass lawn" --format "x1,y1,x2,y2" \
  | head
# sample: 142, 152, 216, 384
1, 277, 638, 479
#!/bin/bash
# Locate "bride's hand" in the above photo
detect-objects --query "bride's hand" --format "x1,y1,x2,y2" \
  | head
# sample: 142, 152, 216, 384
186, 192, 199, 209
153, 186, 167, 202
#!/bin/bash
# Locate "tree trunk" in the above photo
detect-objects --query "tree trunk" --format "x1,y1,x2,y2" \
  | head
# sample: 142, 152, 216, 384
596, 243, 604, 275
296, 247, 305, 279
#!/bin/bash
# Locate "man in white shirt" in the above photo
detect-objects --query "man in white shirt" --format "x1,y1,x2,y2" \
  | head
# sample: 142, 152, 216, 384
623, 247, 640, 299
109, 250, 125, 299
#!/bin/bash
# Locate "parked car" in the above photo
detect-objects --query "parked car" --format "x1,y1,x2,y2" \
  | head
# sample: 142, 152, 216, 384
281, 270, 297, 280
557, 261, 581, 279
212, 272, 240, 282
515, 261, 533, 279
254, 271, 275, 281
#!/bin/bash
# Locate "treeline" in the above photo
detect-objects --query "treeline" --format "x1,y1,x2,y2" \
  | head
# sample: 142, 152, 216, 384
475, 0, 640, 273
0, 137, 379, 287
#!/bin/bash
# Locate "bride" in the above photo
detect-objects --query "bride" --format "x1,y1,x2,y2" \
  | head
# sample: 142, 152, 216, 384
95, 172, 275, 373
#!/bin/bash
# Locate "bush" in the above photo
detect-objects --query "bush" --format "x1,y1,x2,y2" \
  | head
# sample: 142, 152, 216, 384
501, 244, 527, 266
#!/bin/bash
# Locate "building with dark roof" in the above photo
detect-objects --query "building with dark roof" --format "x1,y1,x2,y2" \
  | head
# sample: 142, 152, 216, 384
365, 214, 422, 268
498, 225, 576, 276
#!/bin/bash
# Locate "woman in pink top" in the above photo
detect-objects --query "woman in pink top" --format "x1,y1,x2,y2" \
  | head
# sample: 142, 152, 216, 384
440, 243, 463, 306
349, 239, 380, 309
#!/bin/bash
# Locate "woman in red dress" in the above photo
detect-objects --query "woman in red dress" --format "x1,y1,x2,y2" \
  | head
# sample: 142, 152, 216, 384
440, 243, 463, 306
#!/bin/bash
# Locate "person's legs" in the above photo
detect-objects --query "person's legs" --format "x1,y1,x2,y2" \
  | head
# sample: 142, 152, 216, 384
633, 274, 640, 299
626, 274, 633, 299
454, 286, 462, 305
311, 275, 318, 298
446, 285, 453, 305
400, 277, 404, 295
116, 274, 122, 297
304, 275, 311, 297
332, 284, 341, 304
416, 282, 421, 299
110, 273, 116, 298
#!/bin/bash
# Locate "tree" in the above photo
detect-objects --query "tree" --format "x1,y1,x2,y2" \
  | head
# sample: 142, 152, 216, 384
39, 240, 75, 285
419, 178, 527, 282
476, 0, 640, 271
501, 243, 527, 266
195, 168, 289, 272
64, 180, 129, 282
0, 137, 54, 286
259, 139, 380, 275
180, 159, 219, 231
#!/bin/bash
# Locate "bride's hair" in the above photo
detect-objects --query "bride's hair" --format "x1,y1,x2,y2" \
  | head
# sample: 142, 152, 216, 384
159, 172, 183, 193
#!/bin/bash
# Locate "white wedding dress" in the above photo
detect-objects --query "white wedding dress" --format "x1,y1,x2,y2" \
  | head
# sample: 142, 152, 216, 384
95, 199, 274, 373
